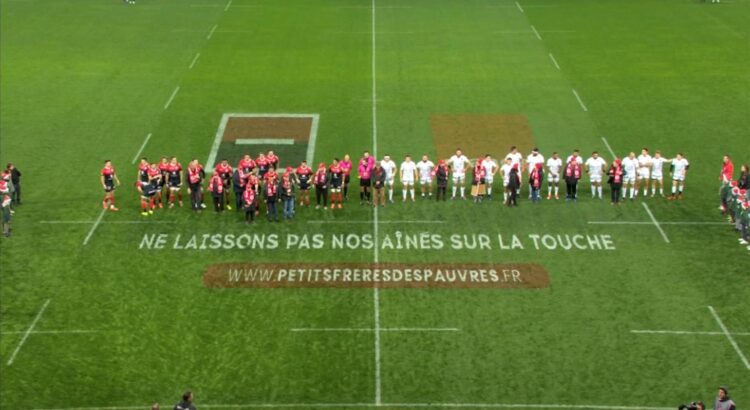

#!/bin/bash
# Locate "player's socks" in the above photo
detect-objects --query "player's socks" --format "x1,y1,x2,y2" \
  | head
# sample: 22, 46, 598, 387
597, 186, 602, 198
452, 187, 457, 198
659, 188, 664, 196
460, 187, 465, 198
503, 192, 508, 202
402, 189, 406, 201
410, 189, 415, 200
591, 185, 595, 197
388, 190, 393, 201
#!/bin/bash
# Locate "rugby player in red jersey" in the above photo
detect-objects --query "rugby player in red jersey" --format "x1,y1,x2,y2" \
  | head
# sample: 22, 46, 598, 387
267, 150, 279, 170
214, 159, 233, 210
146, 162, 162, 213
166, 157, 183, 208
156, 156, 169, 209
340, 154, 353, 200
136, 157, 149, 199
329, 158, 344, 209
100, 160, 120, 211
246, 171, 261, 216
296, 160, 312, 207
314, 162, 329, 209
256, 153, 269, 179
207, 171, 225, 212
238, 154, 256, 175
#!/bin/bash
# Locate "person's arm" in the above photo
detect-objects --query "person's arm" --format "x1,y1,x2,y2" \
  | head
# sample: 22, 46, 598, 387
114, 173, 121, 186
100, 174, 106, 189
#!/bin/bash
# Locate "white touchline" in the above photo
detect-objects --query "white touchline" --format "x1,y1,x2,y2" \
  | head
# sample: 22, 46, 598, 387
1, 330, 99, 335
307, 220, 445, 224
600, 137, 616, 159
40, 220, 176, 225
131, 132, 152, 164
641, 203, 670, 244
571, 88, 588, 112
235, 138, 295, 145
224, 0, 232, 11
548, 53, 560, 70
82, 208, 106, 246
530, 25, 541, 40
589, 221, 726, 226
291, 328, 460, 332
164, 86, 180, 110
189, 52, 201, 69
207, 24, 218, 40
7, 299, 50, 366
708, 306, 750, 370
515, 1, 524, 13
631, 329, 750, 336
371, 0, 382, 406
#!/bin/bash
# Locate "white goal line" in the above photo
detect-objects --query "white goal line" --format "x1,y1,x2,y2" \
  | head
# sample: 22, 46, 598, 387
32, 402, 676, 410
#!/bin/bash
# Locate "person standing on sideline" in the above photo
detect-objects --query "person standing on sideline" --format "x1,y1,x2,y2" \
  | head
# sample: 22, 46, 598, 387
506, 164, 520, 207
585, 151, 607, 199
372, 161, 387, 207
340, 154, 352, 200
265, 172, 280, 222
738, 164, 749, 189
280, 167, 296, 219
529, 162, 543, 203
668, 152, 690, 200
314, 162, 329, 209
6, 163, 21, 205
174, 391, 197, 410
719, 155, 735, 211
546, 152, 562, 200
232, 167, 245, 212
714, 386, 736, 410
100, 160, 120, 211
608, 158, 623, 205
186, 160, 205, 212
564, 158, 582, 201
434, 159, 450, 201
1, 191, 11, 237
208, 171, 225, 213
242, 183, 256, 224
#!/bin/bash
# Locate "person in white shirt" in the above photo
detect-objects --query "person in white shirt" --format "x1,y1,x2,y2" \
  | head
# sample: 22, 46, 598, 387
447, 149, 470, 200
526, 148, 545, 198
380, 155, 397, 203
481, 154, 498, 199
566, 149, 583, 167
649, 150, 670, 197
636, 148, 652, 197
500, 157, 514, 203
585, 151, 608, 199
505, 146, 524, 195
400, 155, 417, 202
546, 152, 563, 200
416, 155, 435, 199
621, 152, 638, 199
668, 153, 690, 200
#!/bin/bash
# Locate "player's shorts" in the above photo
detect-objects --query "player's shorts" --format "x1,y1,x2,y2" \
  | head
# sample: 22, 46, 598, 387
420, 176, 432, 185
331, 180, 342, 189
452, 173, 466, 183
299, 181, 310, 190
503, 178, 510, 187
650, 173, 663, 181
258, 168, 268, 178
385, 176, 395, 186
637, 168, 650, 179
402, 178, 415, 185
330, 186, 341, 193
548, 174, 559, 184
673, 174, 685, 182
360, 178, 371, 187
168, 181, 181, 189
590, 174, 602, 183
484, 176, 493, 184
623, 174, 636, 184
104, 183, 115, 193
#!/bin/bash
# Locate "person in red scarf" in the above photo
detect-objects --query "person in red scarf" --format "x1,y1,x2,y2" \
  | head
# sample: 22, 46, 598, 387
506, 164, 521, 207
266, 150, 279, 170
186, 159, 205, 212
434, 159, 450, 201
529, 162, 544, 203
238, 154, 256, 175
265, 171, 280, 222
329, 159, 344, 209
372, 161, 387, 207
214, 159, 233, 210
281, 166, 296, 219
242, 184, 256, 223
564, 158, 582, 201
471, 158, 486, 203
246, 172, 261, 216
313, 162, 329, 209
296, 161, 312, 207
207, 172, 225, 212
256, 153, 269, 178
608, 158, 624, 205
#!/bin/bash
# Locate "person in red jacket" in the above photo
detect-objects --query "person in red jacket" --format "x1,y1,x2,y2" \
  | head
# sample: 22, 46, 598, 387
529, 162, 544, 203
564, 158, 582, 202
608, 158, 624, 205
208, 172, 225, 212
242, 184, 256, 223
266, 150, 279, 170
186, 160, 204, 212
214, 159, 233, 210
719, 155, 735, 211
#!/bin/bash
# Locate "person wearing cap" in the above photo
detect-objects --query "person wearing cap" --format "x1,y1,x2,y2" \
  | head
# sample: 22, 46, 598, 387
714, 386, 736, 410
506, 163, 521, 207
174, 390, 197, 410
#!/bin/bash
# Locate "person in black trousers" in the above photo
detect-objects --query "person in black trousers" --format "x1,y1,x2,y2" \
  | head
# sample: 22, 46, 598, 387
564, 160, 582, 201
313, 163, 328, 209
506, 164, 520, 207
265, 178, 279, 222
232, 169, 245, 212
608, 159, 623, 205
738, 164, 749, 189
6, 163, 20, 205
435, 160, 449, 201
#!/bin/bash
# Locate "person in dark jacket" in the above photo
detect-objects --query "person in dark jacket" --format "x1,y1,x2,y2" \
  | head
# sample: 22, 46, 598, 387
6, 163, 20, 205
280, 167, 296, 219
207, 173, 224, 212
242, 184, 256, 224
313, 163, 328, 209
738, 164, 749, 190
232, 168, 246, 212
372, 162, 387, 207
265, 174, 280, 222
564, 159, 582, 201
435, 160, 450, 201
608, 158, 623, 205
174, 391, 196, 410
714, 386, 736, 410
506, 164, 520, 207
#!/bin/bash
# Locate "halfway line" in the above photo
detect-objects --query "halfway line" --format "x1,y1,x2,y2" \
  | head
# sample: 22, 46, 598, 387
189, 52, 201, 69
82, 208, 106, 246
601, 137, 616, 159
530, 25, 541, 40
548, 53, 560, 70
641, 203, 669, 243
7, 299, 51, 366
224, 0, 232, 11
631, 329, 750, 336
207, 24, 218, 40
164, 86, 180, 110
572, 88, 587, 112
131, 132, 152, 164
515, 1, 524, 13
708, 306, 750, 370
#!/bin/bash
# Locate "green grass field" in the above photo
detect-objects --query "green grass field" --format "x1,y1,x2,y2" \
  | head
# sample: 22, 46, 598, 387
1, 0, 749, 409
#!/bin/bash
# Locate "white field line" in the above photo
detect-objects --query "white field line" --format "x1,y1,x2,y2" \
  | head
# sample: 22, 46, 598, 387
207, 24, 218, 40
530, 25, 541, 40
31, 402, 679, 410
7, 299, 50, 366
291, 328, 459, 332
601, 137, 616, 159
1, 330, 98, 335
631, 329, 750, 336
207, 113, 231, 172
371, 0, 381, 405
588, 221, 726, 226
641, 203, 669, 244
224, 0, 232, 11
40, 220, 176, 224
164, 86, 180, 110
306, 114, 320, 165
708, 306, 750, 370
189, 52, 201, 69
82, 208, 106, 246
571, 89, 588, 112
130, 132, 152, 164
548, 53, 560, 70
235, 138, 295, 145
515, 1, 524, 13
307, 220, 445, 224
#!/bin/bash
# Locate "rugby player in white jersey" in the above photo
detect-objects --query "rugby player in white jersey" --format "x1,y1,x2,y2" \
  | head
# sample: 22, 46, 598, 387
636, 148, 652, 197
526, 148, 545, 198
649, 150, 670, 197
621, 152, 639, 200
546, 152, 563, 200
585, 151, 608, 199
500, 157, 514, 203
668, 153, 690, 200
447, 148, 470, 200
566, 149, 584, 166
380, 154, 397, 203
400, 155, 418, 202
482, 154, 498, 199
416, 155, 435, 199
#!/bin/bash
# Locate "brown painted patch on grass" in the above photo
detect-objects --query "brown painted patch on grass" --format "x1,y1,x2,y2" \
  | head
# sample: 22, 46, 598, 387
223, 117, 313, 142
204, 263, 550, 289
431, 114, 535, 160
